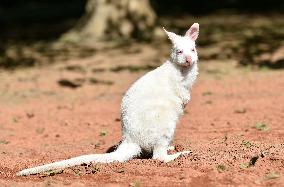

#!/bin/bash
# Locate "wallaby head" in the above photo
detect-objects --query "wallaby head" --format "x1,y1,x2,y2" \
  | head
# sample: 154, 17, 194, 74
163, 23, 199, 67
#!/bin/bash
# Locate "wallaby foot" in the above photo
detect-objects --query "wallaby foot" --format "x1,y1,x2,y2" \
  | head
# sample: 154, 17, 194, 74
167, 146, 175, 151
153, 146, 191, 162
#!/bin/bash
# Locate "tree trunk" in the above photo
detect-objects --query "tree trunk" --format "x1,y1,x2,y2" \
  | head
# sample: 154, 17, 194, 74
61, 0, 157, 44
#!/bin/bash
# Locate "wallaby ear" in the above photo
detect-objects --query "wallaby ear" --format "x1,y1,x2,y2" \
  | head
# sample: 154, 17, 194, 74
185, 23, 199, 41
163, 27, 177, 43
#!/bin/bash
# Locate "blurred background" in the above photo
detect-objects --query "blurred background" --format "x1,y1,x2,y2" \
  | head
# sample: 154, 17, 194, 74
0, 0, 284, 69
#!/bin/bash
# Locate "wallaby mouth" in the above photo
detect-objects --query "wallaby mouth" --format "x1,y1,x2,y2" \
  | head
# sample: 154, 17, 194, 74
180, 60, 193, 67
185, 61, 193, 66
177, 55, 194, 67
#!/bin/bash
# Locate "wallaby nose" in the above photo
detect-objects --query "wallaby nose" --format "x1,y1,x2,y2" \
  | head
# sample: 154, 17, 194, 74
186, 56, 192, 64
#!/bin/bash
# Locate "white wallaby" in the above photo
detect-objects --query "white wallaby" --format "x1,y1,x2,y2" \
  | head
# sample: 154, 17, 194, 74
17, 23, 200, 176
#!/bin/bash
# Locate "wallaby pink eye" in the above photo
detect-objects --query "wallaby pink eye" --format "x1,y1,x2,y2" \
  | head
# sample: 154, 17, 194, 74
177, 50, 183, 54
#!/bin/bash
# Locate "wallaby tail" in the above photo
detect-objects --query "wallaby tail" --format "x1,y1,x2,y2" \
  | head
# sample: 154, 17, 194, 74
17, 142, 141, 176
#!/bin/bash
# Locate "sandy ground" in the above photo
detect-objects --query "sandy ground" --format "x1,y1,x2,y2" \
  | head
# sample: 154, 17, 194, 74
0, 44, 283, 186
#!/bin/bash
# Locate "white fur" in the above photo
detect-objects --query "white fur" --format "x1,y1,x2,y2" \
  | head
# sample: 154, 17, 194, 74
17, 23, 199, 176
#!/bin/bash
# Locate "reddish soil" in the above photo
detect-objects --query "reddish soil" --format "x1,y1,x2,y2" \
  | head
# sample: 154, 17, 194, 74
0, 44, 283, 186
